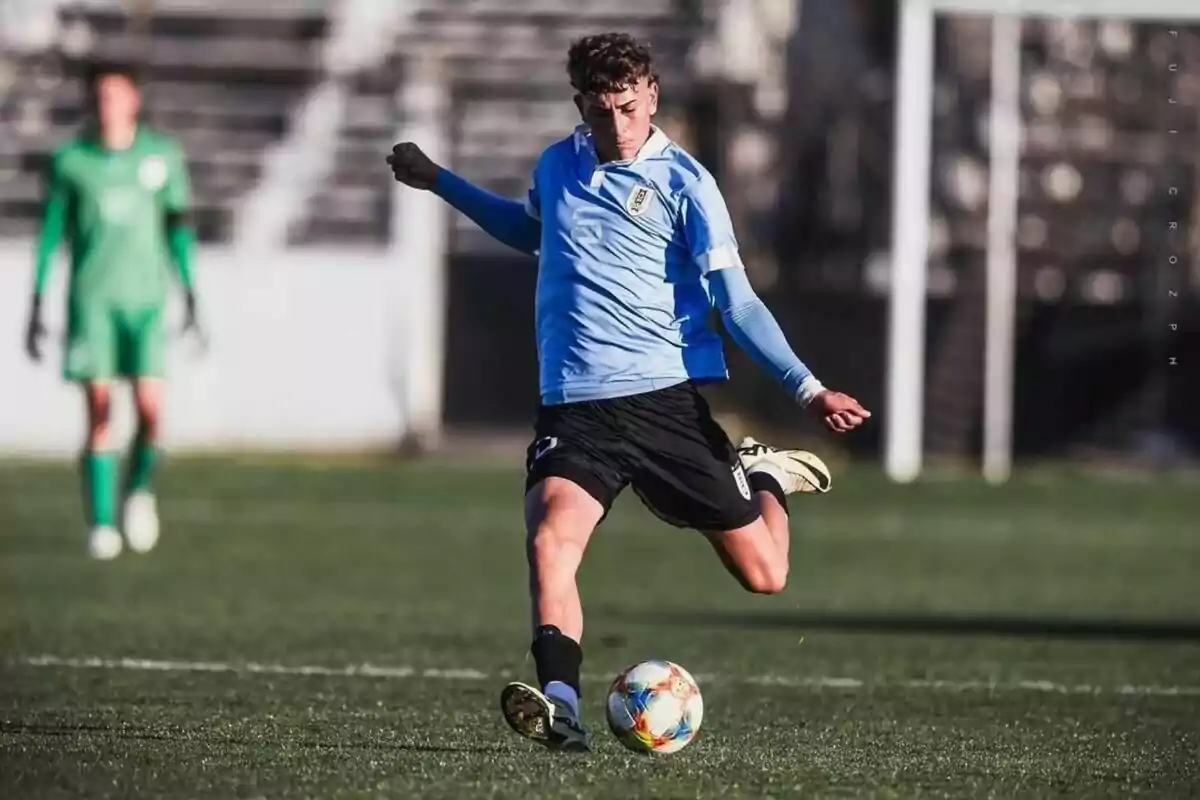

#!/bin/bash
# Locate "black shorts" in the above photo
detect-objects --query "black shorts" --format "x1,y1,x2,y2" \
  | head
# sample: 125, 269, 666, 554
524, 381, 760, 531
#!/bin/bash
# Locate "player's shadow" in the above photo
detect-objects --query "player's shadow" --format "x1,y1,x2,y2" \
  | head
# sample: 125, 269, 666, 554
608, 609, 1200, 643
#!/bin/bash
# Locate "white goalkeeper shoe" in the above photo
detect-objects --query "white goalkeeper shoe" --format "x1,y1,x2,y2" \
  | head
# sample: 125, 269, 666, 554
123, 491, 160, 554
88, 525, 123, 561
737, 437, 832, 494
500, 682, 589, 752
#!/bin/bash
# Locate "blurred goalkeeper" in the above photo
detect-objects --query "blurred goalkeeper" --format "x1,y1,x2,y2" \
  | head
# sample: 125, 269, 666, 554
388, 33, 869, 751
23, 61, 200, 561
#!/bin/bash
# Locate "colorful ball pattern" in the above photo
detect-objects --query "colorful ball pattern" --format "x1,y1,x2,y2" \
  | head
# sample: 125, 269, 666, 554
605, 660, 704, 754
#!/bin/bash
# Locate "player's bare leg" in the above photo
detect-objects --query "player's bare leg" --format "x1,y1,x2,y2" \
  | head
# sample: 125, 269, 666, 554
705, 498, 790, 594
500, 476, 603, 752
83, 382, 122, 560
705, 439, 833, 593
123, 378, 162, 553
525, 477, 602, 642
706, 475, 811, 594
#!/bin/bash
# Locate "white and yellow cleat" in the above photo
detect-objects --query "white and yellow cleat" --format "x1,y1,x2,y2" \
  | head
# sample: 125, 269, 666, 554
123, 491, 160, 554
737, 437, 832, 494
500, 682, 590, 752
87, 525, 124, 561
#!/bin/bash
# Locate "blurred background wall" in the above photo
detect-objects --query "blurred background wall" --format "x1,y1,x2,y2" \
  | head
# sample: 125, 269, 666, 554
0, 0, 1196, 470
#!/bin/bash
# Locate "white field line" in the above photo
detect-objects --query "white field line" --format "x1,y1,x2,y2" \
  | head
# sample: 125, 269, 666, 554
13, 655, 1200, 698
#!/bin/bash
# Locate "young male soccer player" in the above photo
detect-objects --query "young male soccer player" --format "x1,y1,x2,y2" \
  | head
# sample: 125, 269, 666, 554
24, 61, 200, 560
388, 33, 870, 751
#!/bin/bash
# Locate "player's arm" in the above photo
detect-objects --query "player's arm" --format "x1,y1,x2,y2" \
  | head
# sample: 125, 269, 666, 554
162, 143, 199, 328
26, 151, 68, 361
432, 169, 541, 255
708, 268, 824, 404
387, 142, 540, 256
681, 176, 870, 431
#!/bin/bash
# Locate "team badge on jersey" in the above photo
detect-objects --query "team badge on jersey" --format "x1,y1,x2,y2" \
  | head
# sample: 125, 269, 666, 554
138, 156, 167, 191
624, 184, 655, 218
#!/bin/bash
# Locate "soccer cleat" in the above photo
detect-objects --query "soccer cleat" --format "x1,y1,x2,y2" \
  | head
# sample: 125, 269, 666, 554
88, 525, 123, 560
500, 681, 590, 752
123, 491, 160, 554
737, 437, 832, 494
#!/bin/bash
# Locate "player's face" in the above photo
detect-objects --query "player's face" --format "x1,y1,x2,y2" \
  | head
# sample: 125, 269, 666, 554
95, 74, 141, 131
575, 77, 659, 162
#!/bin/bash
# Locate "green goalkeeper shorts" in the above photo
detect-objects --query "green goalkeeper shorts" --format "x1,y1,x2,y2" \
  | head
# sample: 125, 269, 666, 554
63, 302, 166, 382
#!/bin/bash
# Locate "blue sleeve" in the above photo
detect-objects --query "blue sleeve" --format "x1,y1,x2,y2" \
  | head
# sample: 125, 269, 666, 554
432, 168, 541, 256
525, 168, 541, 222
708, 266, 817, 402
679, 174, 741, 274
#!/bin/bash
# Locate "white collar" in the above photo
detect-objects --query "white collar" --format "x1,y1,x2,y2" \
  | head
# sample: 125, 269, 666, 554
573, 124, 671, 164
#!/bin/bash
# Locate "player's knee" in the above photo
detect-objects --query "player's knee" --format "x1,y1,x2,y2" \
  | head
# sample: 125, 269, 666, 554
136, 400, 160, 436
524, 478, 602, 581
743, 561, 788, 595
526, 513, 592, 584
134, 381, 162, 432
87, 423, 111, 450
136, 395, 160, 420
86, 386, 113, 446
527, 521, 583, 580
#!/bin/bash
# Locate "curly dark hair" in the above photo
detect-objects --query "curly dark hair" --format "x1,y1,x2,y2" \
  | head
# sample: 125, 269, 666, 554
566, 32, 658, 96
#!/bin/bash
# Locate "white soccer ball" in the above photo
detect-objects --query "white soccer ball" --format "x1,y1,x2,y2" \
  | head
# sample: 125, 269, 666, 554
605, 659, 703, 754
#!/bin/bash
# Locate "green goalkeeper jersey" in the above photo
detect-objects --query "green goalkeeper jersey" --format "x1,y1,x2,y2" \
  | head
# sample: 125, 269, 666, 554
37, 127, 192, 308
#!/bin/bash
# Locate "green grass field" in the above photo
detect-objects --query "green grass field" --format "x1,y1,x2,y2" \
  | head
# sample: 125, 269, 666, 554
2, 458, 1198, 798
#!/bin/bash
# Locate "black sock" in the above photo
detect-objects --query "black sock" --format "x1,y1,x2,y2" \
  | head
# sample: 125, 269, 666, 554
750, 472, 789, 514
530, 624, 583, 696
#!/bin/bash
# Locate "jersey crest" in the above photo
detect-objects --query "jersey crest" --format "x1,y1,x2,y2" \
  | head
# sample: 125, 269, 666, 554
624, 184, 655, 217
138, 156, 168, 191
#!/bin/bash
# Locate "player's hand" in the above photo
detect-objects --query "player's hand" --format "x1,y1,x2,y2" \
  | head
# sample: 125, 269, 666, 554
182, 290, 199, 333
179, 291, 210, 357
808, 390, 871, 433
24, 294, 46, 362
386, 142, 439, 190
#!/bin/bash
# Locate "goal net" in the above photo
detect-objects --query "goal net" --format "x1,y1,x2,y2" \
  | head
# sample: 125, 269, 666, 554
885, 0, 1197, 482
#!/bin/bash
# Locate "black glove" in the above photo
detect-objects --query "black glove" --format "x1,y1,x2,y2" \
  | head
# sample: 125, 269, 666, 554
181, 290, 210, 356
183, 290, 199, 334
25, 293, 46, 362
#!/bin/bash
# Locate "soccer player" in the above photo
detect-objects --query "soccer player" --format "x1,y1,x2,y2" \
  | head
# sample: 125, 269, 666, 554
387, 33, 870, 751
23, 61, 199, 561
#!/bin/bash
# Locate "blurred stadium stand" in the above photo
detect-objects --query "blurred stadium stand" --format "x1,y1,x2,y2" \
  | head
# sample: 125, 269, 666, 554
0, 0, 329, 242
0, 0, 1196, 463
707, 7, 1199, 464
410, 0, 712, 253
926, 18, 1199, 461
0, 0, 714, 248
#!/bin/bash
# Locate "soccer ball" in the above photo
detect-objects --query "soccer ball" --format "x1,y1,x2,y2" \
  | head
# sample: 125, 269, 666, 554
605, 659, 703, 754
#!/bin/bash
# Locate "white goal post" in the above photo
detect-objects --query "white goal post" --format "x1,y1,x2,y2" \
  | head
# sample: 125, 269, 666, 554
392, 55, 451, 453
885, 0, 1197, 484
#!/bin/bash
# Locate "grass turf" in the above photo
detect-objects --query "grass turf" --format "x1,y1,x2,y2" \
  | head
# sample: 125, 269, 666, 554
1, 458, 1198, 798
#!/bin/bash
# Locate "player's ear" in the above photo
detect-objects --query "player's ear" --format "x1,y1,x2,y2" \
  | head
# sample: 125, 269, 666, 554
647, 79, 659, 116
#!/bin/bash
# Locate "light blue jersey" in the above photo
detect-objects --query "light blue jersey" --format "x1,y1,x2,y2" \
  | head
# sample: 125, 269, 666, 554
432, 124, 820, 407
524, 126, 736, 403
